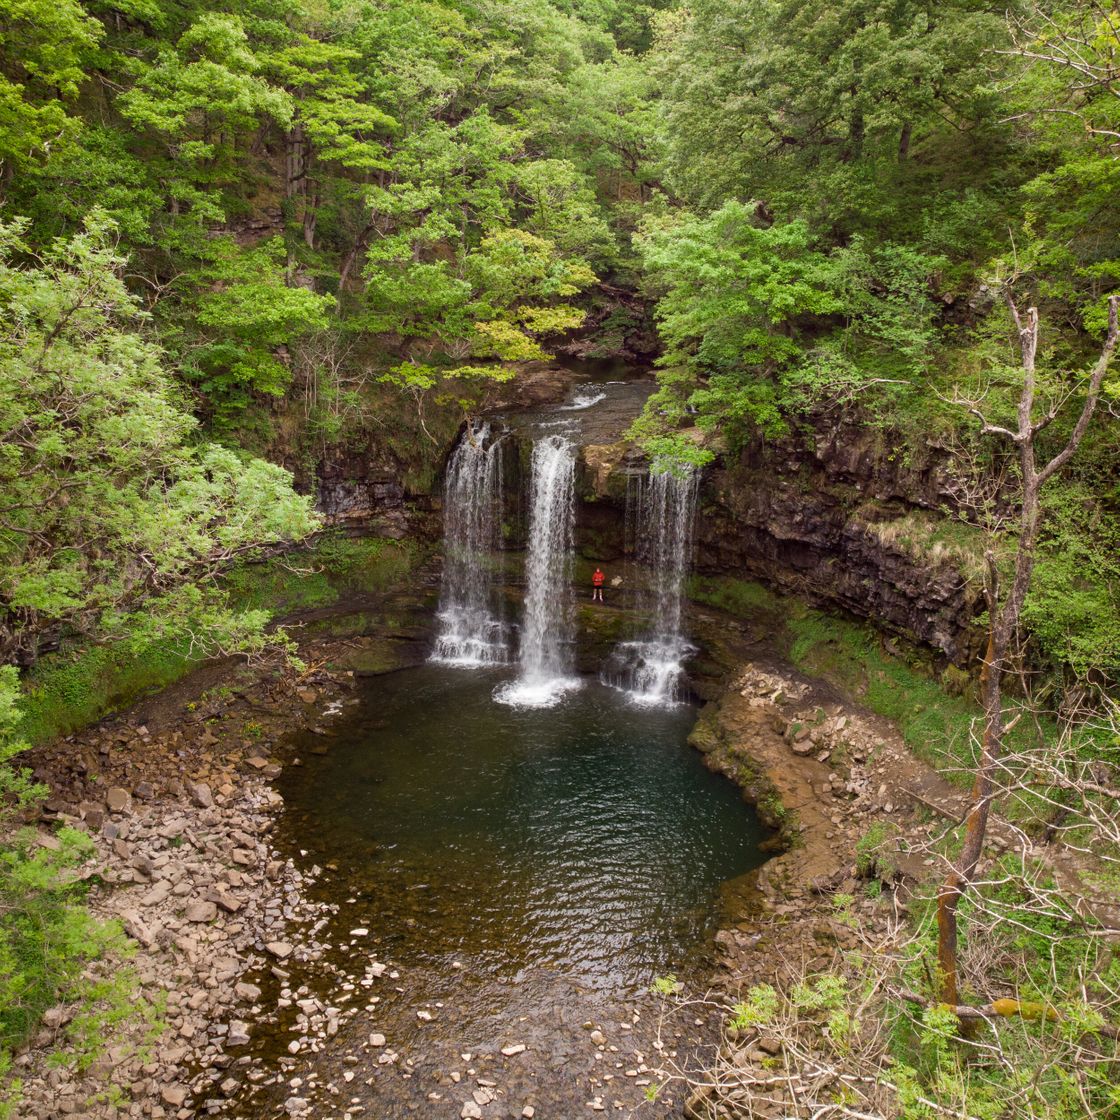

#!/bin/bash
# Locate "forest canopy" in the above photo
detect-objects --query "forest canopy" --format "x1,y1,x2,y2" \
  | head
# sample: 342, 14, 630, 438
1, 1, 1120, 1115
0, 0, 1116, 687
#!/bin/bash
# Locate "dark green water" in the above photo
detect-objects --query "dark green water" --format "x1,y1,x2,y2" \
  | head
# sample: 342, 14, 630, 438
280, 665, 766, 992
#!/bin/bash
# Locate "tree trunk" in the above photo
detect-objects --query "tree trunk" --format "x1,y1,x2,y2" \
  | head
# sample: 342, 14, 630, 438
935, 293, 1118, 1013
898, 121, 912, 161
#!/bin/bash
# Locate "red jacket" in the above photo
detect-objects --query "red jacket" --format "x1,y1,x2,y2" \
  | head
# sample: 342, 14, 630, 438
592, 570, 605, 586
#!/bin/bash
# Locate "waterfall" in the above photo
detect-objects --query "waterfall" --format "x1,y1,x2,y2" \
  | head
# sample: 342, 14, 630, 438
495, 433, 580, 708
431, 423, 509, 666
603, 463, 699, 706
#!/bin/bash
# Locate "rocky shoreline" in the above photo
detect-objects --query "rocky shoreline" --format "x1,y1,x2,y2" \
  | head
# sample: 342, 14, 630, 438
14, 658, 360, 1119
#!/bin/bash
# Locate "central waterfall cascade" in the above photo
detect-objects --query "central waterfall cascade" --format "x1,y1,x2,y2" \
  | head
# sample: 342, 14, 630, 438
604, 463, 700, 706
495, 432, 581, 708
431, 422, 510, 666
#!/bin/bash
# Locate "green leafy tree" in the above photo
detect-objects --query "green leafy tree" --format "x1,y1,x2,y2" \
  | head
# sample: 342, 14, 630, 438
184, 237, 335, 421
658, 0, 1012, 247
0, 214, 319, 664
636, 202, 841, 440
0, 0, 100, 190
118, 12, 291, 244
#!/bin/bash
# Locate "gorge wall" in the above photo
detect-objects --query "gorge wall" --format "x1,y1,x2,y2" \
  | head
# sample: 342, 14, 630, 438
694, 417, 983, 666
308, 372, 983, 669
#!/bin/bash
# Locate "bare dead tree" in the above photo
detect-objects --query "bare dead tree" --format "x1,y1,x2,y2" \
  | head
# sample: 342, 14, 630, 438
936, 291, 1119, 1009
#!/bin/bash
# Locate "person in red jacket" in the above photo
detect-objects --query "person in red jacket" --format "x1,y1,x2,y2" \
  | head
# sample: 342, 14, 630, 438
592, 567, 605, 602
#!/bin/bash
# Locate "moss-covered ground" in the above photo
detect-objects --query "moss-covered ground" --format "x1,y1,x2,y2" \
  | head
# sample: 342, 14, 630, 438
17, 536, 428, 747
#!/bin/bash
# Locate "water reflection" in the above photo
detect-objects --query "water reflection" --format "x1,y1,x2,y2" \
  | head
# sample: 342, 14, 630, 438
279, 666, 766, 993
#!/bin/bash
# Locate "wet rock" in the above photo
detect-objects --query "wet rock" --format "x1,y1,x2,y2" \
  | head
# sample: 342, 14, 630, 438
234, 982, 261, 1003
227, 1021, 250, 1046
266, 941, 293, 959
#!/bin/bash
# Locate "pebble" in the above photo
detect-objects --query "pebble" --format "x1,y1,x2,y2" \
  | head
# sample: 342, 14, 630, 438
501, 1043, 527, 1056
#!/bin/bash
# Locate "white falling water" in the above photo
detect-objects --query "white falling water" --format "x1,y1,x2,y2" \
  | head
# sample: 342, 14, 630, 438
431, 423, 510, 666
495, 434, 581, 708
604, 463, 699, 706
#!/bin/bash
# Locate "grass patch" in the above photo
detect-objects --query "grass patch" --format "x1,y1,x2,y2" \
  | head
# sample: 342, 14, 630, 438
685, 575, 1048, 795
18, 534, 425, 747
16, 638, 199, 747
687, 575, 795, 620
786, 610, 1050, 782
858, 508, 991, 582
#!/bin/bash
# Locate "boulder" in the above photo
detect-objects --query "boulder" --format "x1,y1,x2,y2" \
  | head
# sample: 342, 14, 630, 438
160, 1084, 189, 1107
106, 788, 131, 813
190, 782, 214, 809
184, 900, 217, 923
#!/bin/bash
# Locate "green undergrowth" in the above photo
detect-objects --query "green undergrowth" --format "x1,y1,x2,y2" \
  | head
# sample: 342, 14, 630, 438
16, 638, 199, 748
225, 535, 425, 616
0, 669, 163, 1115
888, 867, 1120, 1119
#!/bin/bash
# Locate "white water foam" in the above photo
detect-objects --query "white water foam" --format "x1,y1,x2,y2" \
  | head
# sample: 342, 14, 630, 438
602, 464, 700, 707
431, 423, 510, 667
495, 433, 581, 708
559, 390, 607, 411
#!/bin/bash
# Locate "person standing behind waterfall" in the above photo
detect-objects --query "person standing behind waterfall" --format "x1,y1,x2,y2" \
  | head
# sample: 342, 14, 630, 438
592, 567, 605, 602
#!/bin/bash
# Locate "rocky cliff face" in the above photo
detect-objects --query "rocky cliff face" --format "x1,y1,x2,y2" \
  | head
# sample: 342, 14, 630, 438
567, 412, 982, 666
695, 418, 983, 665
